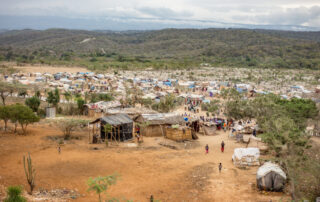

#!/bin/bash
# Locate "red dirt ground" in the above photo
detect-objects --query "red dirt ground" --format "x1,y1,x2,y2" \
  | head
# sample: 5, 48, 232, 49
0, 122, 289, 201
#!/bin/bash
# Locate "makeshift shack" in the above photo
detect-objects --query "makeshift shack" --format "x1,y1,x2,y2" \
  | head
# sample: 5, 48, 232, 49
257, 162, 286, 191
202, 123, 217, 136
165, 125, 193, 141
134, 113, 185, 137
245, 136, 268, 153
89, 114, 133, 143
232, 147, 260, 167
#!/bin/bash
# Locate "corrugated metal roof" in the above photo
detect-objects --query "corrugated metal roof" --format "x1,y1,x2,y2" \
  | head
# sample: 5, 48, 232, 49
101, 114, 133, 126
134, 113, 185, 125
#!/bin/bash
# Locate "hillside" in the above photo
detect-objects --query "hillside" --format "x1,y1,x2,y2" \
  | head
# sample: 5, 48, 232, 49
0, 28, 319, 70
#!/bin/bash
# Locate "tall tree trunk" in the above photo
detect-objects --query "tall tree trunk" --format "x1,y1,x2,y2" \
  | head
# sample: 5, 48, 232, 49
14, 122, 17, 133
0, 93, 6, 106
4, 120, 8, 131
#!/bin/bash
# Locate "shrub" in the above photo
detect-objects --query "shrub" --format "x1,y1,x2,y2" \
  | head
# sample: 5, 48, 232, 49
25, 96, 41, 112
4, 186, 26, 202
57, 119, 87, 139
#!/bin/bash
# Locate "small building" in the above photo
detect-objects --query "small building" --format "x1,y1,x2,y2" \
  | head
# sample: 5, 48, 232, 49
257, 162, 286, 191
89, 114, 133, 143
134, 113, 185, 137
46, 107, 56, 118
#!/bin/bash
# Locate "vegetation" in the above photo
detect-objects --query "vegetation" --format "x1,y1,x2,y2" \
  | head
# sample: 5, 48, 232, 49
201, 100, 220, 115
0, 82, 26, 105
47, 88, 60, 108
13, 104, 40, 134
4, 186, 27, 202
87, 174, 119, 202
25, 96, 41, 112
1, 29, 320, 70
224, 94, 319, 200
0, 105, 11, 131
152, 94, 177, 113
57, 118, 87, 139
23, 153, 36, 195
77, 98, 86, 114
0, 104, 40, 133
90, 93, 114, 103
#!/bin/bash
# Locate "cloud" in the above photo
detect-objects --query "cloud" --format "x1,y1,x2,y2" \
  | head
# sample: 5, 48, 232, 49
233, 6, 320, 27
137, 7, 193, 18
0, 0, 320, 29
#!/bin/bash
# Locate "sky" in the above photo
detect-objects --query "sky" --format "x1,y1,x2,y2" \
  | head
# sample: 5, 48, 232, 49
0, 0, 320, 30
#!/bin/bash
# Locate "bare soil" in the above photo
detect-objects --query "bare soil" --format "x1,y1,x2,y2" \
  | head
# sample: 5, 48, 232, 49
0, 122, 289, 201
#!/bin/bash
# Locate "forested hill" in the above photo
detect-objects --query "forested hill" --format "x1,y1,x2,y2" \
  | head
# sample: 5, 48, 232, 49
0, 28, 319, 70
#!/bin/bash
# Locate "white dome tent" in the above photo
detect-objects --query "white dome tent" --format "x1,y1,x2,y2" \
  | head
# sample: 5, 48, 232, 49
256, 162, 286, 191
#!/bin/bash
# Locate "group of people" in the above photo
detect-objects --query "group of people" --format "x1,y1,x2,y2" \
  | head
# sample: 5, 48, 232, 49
205, 140, 225, 173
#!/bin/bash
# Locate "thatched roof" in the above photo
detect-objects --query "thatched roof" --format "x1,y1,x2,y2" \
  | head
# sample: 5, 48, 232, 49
134, 113, 185, 125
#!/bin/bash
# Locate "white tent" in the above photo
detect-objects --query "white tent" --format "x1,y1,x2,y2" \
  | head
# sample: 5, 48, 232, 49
257, 162, 286, 191
232, 147, 260, 167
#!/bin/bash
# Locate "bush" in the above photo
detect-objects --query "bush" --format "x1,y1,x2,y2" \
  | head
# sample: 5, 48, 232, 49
77, 98, 86, 114
56, 119, 87, 139
4, 186, 26, 202
25, 96, 41, 112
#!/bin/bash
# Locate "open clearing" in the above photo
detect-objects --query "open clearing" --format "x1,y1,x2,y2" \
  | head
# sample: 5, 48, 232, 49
10, 64, 88, 74
0, 121, 288, 201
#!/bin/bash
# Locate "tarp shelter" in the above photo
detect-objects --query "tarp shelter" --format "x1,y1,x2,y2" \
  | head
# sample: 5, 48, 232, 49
202, 123, 217, 136
257, 162, 286, 191
232, 147, 260, 167
90, 114, 133, 142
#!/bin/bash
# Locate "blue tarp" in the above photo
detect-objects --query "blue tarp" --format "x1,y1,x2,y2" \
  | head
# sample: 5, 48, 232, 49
163, 81, 172, 86
236, 88, 244, 93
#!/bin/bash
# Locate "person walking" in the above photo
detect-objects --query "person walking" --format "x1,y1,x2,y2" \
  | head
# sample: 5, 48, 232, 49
219, 163, 222, 173
221, 141, 225, 153
58, 145, 61, 154
205, 144, 209, 154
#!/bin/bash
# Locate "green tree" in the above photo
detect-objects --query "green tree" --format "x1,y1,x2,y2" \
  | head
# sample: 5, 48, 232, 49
201, 100, 220, 115
0, 82, 26, 105
25, 96, 41, 112
77, 98, 86, 114
11, 104, 40, 134
0, 105, 11, 131
47, 88, 60, 108
4, 186, 26, 202
155, 94, 177, 113
63, 91, 72, 102
18, 89, 28, 98
87, 174, 119, 202
220, 88, 241, 101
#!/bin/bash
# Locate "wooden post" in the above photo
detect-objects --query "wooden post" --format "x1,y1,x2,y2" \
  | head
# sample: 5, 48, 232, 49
118, 126, 120, 142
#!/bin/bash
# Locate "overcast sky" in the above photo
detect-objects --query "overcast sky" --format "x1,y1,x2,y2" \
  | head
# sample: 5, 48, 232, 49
1, 0, 320, 30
